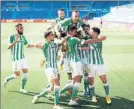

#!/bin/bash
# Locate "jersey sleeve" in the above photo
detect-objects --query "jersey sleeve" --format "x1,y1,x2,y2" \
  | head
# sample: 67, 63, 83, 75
42, 42, 48, 50
71, 37, 85, 45
98, 42, 103, 54
59, 19, 70, 32
79, 19, 85, 25
8, 35, 14, 44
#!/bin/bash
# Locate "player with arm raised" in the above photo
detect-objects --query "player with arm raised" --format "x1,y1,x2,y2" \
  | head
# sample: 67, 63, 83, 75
77, 24, 91, 96
3, 23, 35, 93
58, 10, 86, 90
47, 8, 66, 39
47, 8, 65, 30
32, 31, 70, 109
87, 27, 111, 104
60, 25, 106, 106
59, 10, 85, 35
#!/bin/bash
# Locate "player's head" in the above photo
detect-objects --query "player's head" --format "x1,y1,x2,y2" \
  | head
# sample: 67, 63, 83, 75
90, 27, 100, 38
67, 25, 77, 36
72, 10, 79, 22
82, 24, 90, 34
44, 31, 54, 41
16, 23, 23, 35
58, 8, 65, 19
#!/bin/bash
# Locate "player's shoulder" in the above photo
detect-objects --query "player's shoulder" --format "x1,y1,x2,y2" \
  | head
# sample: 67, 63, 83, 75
61, 18, 71, 23
8, 34, 15, 40
69, 37, 80, 41
9, 34, 15, 37
64, 18, 71, 21
71, 37, 79, 40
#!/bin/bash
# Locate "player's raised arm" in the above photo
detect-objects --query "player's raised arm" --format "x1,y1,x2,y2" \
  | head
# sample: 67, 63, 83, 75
47, 22, 56, 30
84, 36, 106, 44
59, 35, 71, 46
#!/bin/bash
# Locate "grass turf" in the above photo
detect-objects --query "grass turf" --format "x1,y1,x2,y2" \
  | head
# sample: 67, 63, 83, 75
1, 23, 134, 109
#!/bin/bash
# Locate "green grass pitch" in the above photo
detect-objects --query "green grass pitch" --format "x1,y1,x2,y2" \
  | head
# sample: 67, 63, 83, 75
1, 23, 134, 109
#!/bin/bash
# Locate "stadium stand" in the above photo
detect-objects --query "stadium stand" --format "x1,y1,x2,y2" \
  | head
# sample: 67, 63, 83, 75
1, 1, 132, 20
1, 1, 134, 30
99, 4, 134, 23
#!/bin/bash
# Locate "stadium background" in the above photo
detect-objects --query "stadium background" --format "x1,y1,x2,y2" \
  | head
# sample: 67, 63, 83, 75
1, 1, 134, 109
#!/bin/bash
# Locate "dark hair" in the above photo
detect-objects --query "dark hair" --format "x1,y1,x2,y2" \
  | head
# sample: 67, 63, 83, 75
82, 24, 90, 29
72, 10, 79, 13
16, 23, 22, 27
44, 31, 53, 38
67, 25, 77, 32
58, 8, 64, 11
92, 27, 100, 35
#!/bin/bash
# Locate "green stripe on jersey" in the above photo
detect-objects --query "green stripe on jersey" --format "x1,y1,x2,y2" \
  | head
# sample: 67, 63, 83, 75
59, 18, 85, 33
87, 42, 104, 65
8, 35, 28, 61
43, 40, 60, 68
67, 37, 85, 62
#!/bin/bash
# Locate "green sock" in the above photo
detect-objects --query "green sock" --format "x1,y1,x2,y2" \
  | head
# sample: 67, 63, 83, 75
71, 82, 80, 100
104, 83, 109, 96
6, 74, 17, 81
21, 73, 28, 89
60, 82, 73, 94
84, 76, 89, 93
54, 86, 60, 105
89, 85, 95, 96
37, 87, 51, 98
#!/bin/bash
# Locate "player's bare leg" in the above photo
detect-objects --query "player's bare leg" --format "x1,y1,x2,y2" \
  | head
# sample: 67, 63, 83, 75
32, 77, 63, 109
99, 75, 111, 104
60, 72, 73, 95
3, 71, 20, 87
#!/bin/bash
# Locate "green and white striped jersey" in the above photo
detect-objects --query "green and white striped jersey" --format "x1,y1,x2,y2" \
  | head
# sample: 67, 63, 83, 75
67, 37, 85, 62
63, 51, 71, 61
78, 35, 90, 59
54, 17, 65, 37
42, 40, 60, 68
87, 42, 104, 65
59, 18, 85, 33
8, 34, 29, 61
78, 44, 88, 59
55, 17, 65, 24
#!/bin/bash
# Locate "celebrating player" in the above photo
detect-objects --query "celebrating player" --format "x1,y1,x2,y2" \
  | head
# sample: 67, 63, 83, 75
32, 31, 70, 109
78, 24, 91, 96
59, 10, 85, 34
87, 27, 111, 104
3, 23, 35, 93
47, 8, 65, 30
60, 25, 106, 106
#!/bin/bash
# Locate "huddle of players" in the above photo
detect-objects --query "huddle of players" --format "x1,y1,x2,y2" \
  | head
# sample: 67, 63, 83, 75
3, 9, 111, 109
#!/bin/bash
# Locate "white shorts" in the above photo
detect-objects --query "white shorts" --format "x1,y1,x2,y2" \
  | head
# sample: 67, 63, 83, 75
70, 61, 83, 78
81, 58, 88, 65
45, 67, 59, 82
89, 65, 105, 77
12, 58, 28, 72
63, 58, 72, 73
82, 64, 92, 75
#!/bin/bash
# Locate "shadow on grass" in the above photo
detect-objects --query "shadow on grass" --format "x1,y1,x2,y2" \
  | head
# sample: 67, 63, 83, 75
60, 95, 134, 109
8, 91, 134, 109
9, 90, 39, 96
